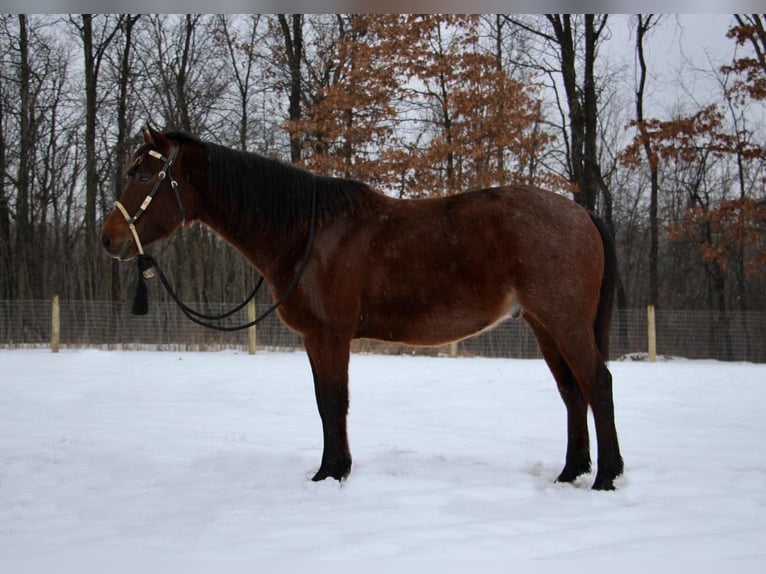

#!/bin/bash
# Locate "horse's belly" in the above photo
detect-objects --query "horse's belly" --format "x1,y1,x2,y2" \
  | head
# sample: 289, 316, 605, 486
358, 291, 520, 346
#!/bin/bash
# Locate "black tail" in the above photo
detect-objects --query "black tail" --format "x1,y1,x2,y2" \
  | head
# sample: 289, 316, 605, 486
589, 213, 618, 361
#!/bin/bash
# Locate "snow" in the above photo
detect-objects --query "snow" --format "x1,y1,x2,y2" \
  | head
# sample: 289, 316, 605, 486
0, 349, 765, 559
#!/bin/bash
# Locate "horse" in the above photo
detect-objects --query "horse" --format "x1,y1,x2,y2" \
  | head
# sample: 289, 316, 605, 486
101, 127, 624, 490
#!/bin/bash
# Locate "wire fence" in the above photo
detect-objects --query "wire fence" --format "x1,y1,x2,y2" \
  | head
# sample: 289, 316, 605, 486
1, 299, 765, 362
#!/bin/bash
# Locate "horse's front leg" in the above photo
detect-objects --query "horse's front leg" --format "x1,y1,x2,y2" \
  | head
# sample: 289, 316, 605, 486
303, 331, 352, 482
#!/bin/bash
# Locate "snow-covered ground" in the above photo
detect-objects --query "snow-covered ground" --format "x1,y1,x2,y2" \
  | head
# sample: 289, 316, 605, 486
0, 349, 764, 558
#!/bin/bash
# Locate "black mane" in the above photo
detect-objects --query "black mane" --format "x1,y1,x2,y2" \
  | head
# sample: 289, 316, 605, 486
165, 132, 375, 230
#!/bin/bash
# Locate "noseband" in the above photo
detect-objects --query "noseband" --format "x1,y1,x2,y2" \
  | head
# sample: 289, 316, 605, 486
114, 142, 185, 257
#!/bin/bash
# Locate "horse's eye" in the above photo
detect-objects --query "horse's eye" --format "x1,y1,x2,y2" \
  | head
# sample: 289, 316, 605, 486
138, 171, 151, 183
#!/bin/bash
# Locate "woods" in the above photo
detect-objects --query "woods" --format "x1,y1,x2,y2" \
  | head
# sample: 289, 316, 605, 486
1, 14, 765, 312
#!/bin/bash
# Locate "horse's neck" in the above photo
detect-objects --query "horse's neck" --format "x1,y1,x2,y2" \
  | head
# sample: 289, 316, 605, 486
198, 191, 306, 289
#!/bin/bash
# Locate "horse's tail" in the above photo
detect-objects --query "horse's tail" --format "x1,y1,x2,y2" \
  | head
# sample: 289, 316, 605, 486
589, 213, 618, 362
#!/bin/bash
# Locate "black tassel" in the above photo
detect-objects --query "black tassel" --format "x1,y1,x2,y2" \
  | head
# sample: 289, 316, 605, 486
131, 255, 154, 315
131, 271, 148, 315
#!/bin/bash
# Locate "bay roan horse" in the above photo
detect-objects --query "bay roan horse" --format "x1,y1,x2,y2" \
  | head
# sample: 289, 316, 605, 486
101, 127, 624, 490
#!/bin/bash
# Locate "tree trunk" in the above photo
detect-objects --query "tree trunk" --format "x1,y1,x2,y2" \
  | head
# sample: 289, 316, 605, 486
493, 14, 507, 185
547, 14, 607, 212
581, 14, 604, 211
278, 14, 304, 164
176, 14, 195, 132
81, 14, 98, 300
435, 22, 455, 193
635, 15, 661, 308
111, 15, 139, 304
548, 16, 583, 193
0, 76, 10, 299
16, 14, 31, 299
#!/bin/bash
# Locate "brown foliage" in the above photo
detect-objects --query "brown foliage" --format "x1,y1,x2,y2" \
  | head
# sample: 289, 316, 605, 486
621, 102, 766, 278
669, 198, 766, 276
286, 15, 550, 197
722, 14, 766, 103
621, 105, 743, 168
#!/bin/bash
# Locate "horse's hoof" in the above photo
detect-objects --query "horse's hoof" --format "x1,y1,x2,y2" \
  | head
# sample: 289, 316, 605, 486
312, 469, 336, 482
591, 457, 624, 490
311, 461, 351, 482
591, 476, 616, 491
591, 469, 622, 490
555, 461, 591, 484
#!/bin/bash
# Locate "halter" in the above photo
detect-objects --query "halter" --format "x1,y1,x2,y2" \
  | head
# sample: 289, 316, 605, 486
114, 142, 185, 258
120, 138, 318, 328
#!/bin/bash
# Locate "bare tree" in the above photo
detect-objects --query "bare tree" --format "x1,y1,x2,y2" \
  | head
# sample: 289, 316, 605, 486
15, 14, 32, 299
136, 15, 227, 133
105, 14, 141, 302
277, 14, 304, 163
505, 14, 610, 212
70, 14, 123, 298
0, 17, 10, 299
215, 14, 265, 151
130, 15, 233, 304
634, 14, 664, 307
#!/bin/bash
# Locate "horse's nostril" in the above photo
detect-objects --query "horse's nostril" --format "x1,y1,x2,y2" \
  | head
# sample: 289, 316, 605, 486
101, 234, 111, 249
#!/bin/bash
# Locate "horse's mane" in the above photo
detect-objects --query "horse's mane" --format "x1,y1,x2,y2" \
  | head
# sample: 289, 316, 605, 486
164, 132, 375, 230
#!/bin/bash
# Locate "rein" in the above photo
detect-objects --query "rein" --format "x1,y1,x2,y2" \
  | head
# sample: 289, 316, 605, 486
131, 174, 318, 332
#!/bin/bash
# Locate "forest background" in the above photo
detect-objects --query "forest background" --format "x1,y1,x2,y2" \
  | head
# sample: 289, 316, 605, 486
1, 13, 765, 314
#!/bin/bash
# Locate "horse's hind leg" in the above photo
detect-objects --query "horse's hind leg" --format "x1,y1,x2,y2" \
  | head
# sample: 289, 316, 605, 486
550, 357, 592, 483
558, 332, 623, 490
528, 319, 591, 483
588, 360, 624, 490
303, 331, 352, 482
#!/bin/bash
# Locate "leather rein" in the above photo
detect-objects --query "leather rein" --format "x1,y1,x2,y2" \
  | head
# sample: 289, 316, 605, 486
119, 142, 316, 331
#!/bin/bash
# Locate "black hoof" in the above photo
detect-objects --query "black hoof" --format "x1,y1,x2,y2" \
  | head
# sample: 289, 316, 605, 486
591, 475, 616, 491
311, 469, 343, 482
556, 461, 591, 484
591, 458, 623, 491
311, 459, 351, 482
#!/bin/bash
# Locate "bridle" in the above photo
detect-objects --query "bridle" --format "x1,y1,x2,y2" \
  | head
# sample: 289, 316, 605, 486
114, 142, 185, 258
116, 138, 318, 332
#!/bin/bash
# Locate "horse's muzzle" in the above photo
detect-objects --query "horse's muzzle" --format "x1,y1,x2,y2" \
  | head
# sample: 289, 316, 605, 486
101, 231, 134, 261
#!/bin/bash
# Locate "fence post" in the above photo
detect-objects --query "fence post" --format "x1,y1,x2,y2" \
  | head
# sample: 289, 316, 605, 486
247, 299, 257, 355
449, 341, 458, 358
647, 304, 657, 362
51, 295, 60, 353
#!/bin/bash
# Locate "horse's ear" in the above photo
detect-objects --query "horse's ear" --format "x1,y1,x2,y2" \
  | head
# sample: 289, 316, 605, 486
142, 125, 156, 145
143, 125, 170, 150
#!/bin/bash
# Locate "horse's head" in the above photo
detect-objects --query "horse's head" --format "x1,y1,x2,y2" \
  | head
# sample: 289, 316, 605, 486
101, 127, 195, 261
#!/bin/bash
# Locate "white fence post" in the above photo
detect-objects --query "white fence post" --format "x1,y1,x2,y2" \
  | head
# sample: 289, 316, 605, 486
51, 295, 60, 353
647, 304, 657, 362
247, 299, 257, 355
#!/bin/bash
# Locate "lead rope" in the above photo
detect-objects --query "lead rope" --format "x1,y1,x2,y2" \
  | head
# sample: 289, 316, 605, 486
132, 180, 317, 332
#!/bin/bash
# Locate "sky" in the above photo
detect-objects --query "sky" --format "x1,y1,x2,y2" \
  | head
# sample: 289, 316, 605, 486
604, 14, 738, 113
615, 16, 735, 85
